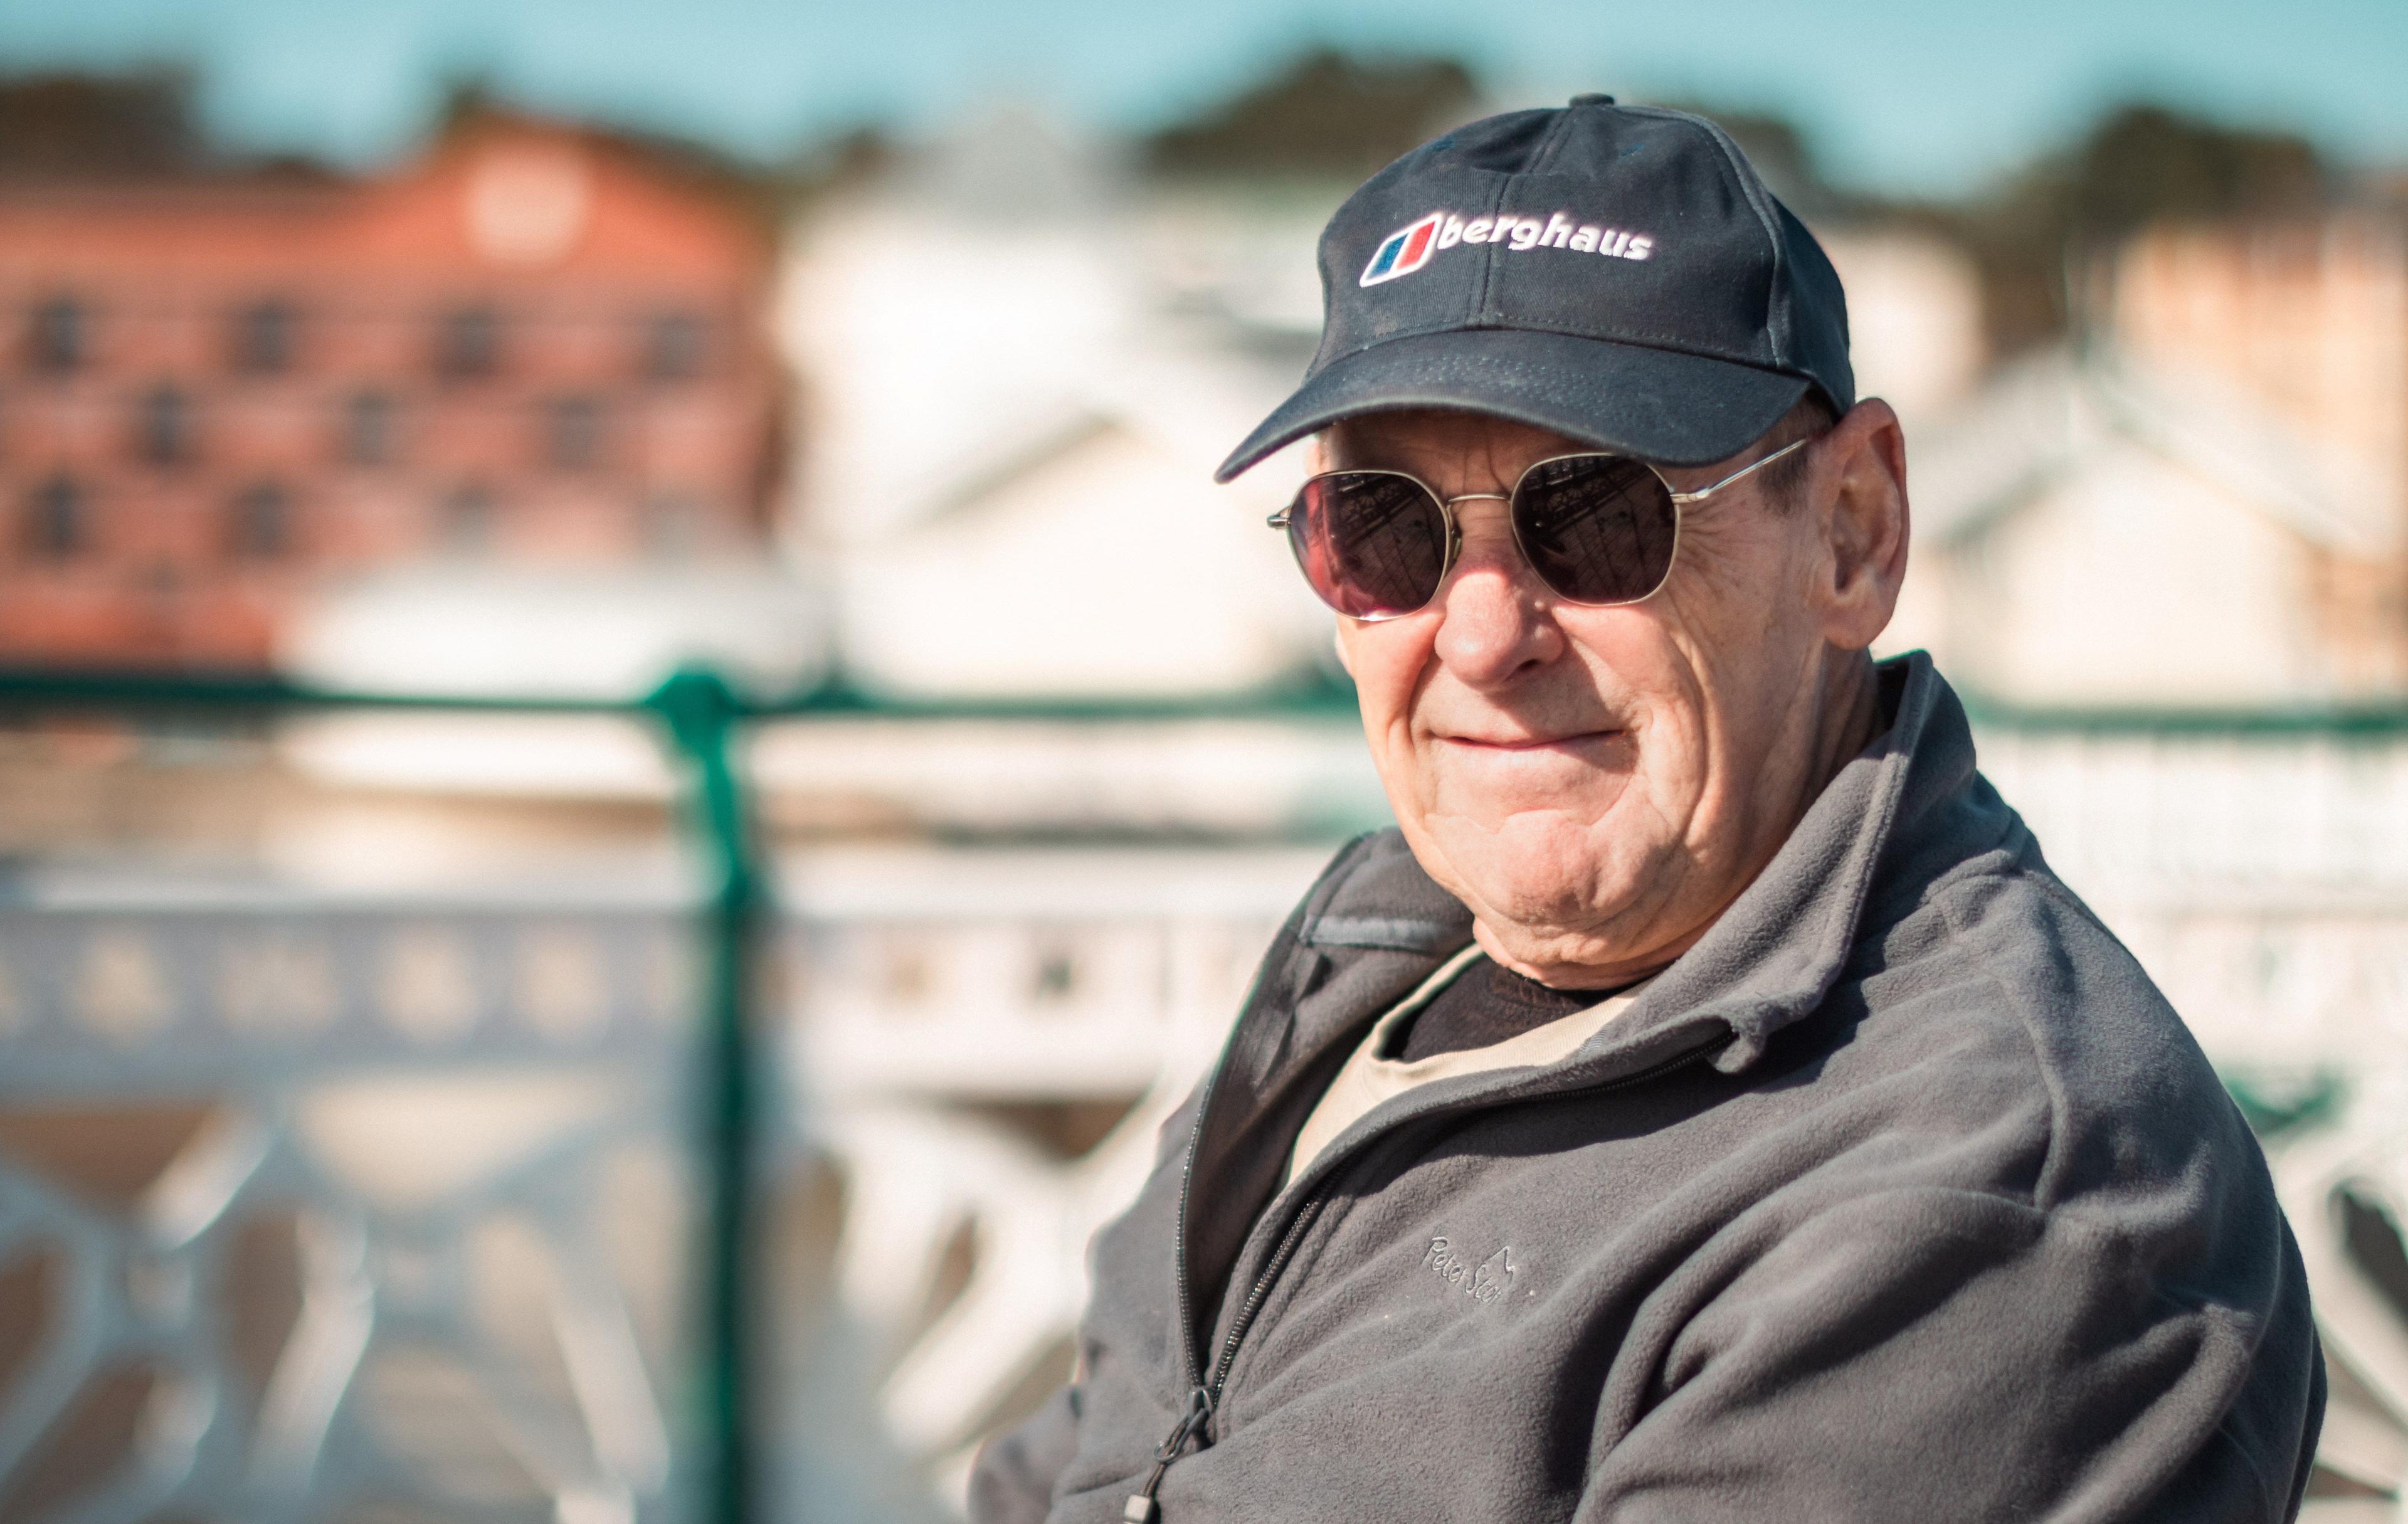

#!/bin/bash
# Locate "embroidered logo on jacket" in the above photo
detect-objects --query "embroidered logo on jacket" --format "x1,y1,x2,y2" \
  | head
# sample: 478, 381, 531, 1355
1360, 209, 1656, 287
1423, 1236, 1515, 1304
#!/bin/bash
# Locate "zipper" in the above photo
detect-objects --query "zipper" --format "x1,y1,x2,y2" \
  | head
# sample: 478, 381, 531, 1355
1124, 1027, 1731, 1521
1154, 832, 1410, 1406
1126, 907, 1307, 1524
1123, 1192, 1328, 1524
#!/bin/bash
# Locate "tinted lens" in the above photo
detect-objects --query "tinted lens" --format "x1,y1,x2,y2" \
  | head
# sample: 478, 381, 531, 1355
1511, 455, 1678, 605
1287, 472, 1450, 619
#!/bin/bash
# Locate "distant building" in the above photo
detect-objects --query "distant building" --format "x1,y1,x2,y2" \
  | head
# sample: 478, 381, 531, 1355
2108, 216, 2408, 533
1888, 347, 2402, 709
0, 108, 781, 669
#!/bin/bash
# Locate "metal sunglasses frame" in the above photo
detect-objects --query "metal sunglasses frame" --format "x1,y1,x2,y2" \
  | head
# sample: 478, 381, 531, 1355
1266, 437, 1809, 620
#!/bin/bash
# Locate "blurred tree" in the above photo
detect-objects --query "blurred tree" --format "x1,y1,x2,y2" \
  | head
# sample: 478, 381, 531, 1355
1948, 103, 2330, 356
2067, 104, 2326, 233
0, 69, 205, 179
433, 71, 784, 239
784, 125, 897, 205
1145, 48, 1481, 180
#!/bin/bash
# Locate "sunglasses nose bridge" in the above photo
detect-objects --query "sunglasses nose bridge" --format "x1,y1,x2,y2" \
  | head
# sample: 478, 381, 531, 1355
1438, 493, 1553, 606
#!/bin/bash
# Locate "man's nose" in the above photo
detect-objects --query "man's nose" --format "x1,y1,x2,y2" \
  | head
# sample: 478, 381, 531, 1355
1431, 517, 1563, 688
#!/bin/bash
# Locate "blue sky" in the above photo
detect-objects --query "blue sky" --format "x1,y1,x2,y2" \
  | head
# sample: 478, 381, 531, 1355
0, 0, 2401, 197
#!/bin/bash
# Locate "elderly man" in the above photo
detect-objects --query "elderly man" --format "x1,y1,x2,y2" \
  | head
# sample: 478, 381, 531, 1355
971, 97, 2323, 1523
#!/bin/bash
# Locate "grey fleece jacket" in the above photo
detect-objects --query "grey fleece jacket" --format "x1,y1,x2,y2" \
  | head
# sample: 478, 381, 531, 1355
969, 654, 2324, 1523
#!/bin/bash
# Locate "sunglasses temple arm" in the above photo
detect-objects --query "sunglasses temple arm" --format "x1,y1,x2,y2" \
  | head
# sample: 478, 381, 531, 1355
1667, 437, 1808, 504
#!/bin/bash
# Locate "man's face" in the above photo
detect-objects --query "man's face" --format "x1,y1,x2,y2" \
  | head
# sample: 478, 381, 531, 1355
1324, 406, 1898, 987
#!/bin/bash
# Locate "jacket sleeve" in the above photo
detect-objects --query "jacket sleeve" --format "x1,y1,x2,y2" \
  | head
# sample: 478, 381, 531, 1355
968, 1380, 1083, 1524
1574, 1183, 2323, 1523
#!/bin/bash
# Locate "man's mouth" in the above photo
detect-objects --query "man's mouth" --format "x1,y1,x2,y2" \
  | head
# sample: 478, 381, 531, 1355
1440, 728, 1624, 752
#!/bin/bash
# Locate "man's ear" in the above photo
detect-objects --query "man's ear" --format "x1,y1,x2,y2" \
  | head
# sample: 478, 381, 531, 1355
1814, 398, 1909, 652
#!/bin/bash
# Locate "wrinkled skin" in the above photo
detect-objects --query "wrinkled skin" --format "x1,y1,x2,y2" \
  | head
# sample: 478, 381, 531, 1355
1322, 402, 1911, 988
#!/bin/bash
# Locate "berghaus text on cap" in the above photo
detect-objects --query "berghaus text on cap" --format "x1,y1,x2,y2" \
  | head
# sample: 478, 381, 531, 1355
1360, 209, 1655, 287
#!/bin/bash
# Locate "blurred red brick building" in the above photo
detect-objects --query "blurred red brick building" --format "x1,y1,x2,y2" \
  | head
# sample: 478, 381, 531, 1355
2110, 214, 2408, 525
2104, 214, 2408, 685
0, 105, 781, 668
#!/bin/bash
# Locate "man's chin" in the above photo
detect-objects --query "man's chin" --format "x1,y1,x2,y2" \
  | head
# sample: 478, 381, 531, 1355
1415, 812, 1652, 938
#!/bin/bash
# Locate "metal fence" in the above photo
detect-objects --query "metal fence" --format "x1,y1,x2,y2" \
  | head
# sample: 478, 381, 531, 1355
0, 664, 1360, 1524
0, 887, 701, 1524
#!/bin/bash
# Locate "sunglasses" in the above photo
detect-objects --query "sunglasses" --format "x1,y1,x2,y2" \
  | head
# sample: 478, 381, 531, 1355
1267, 438, 1807, 620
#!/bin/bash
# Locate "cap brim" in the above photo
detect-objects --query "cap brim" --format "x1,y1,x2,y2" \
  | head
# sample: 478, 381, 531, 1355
1215, 328, 1811, 483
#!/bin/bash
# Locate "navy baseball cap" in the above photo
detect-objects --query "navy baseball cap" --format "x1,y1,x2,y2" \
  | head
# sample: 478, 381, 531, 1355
1215, 95, 1854, 482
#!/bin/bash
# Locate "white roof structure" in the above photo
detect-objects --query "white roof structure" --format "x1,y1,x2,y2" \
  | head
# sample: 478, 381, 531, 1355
1912, 347, 2395, 556
828, 367, 1326, 700
778, 108, 1334, 702
1885, 346, 2406, 711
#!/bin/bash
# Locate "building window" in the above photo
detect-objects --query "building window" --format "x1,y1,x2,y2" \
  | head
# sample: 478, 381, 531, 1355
1030, 943, 1080, 1007
24, 476, 84, 557
229, 482, 290, 559
879, 939, 934, 1005
137, 384, 194, 467
546, 395, 603, 470
344, 389, 397, 466
640, 310, 705, 382
29, 297, 85, 374
644, 491, 706, 558
435, 306, 500, 380
443, 484, 495, 554
232, 299, 297, 375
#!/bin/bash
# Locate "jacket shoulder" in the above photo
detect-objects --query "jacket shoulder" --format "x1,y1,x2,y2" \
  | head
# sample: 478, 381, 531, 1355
1865, 843, 2262, 1218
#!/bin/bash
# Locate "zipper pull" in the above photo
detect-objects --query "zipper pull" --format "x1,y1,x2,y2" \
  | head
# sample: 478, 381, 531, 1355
1123, 1385, 1215, 1523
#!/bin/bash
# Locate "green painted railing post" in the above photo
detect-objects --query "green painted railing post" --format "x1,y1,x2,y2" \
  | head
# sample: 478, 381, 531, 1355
645, 665, 763, 1524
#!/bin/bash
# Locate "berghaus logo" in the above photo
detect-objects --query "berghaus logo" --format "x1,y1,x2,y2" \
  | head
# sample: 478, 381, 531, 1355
1360, 213, 1445, 285
1360, 209, 1655, 287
